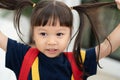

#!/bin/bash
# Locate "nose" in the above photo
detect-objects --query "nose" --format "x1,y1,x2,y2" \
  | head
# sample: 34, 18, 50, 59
47, 36, 57, 45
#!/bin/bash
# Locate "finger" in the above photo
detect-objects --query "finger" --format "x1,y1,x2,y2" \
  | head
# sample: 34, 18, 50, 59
115, 0, 120, 9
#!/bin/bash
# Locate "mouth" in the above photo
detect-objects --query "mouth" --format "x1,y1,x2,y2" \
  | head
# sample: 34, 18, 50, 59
46, 49, 58, 53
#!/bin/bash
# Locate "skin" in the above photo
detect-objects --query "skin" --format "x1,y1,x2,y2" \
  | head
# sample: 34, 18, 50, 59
33, 20, 71, 58
116, 0, 120, 9
0, 0, 120, 59
96, 24, 120, 59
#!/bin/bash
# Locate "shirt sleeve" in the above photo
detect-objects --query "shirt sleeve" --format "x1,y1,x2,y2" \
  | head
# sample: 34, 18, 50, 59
83, 48, 97, 79
5, 38, 30, 78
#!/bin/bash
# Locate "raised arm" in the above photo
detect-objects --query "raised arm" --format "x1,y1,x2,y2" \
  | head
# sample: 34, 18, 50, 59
95, 0, 120, 59
0, 0, 33, 51
96, 24, 120, 59
0, 31, 8, 51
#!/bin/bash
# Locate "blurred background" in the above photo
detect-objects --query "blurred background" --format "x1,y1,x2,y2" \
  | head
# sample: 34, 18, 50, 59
0, 0, 120, 80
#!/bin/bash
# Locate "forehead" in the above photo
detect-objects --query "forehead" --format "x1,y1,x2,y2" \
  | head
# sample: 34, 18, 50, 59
34, 19, 69, 30
34, 25, 70, 32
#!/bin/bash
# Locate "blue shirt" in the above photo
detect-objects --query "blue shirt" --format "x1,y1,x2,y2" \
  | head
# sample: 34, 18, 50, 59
5, 38, 97, 80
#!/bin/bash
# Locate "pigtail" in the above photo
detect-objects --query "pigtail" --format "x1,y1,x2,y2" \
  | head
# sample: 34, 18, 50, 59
0, 0, 33, 42
73, 1, 115, 78
0, 0, 19, 10
14, 0, 33, 35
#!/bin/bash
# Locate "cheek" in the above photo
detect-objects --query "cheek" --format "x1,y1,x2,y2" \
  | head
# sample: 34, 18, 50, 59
34, 39, 45, 51
34, 38, 43, 45
60, 36, 70, 47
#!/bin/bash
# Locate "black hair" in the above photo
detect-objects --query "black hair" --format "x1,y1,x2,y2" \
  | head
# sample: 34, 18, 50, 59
0, 0, 116, 79
72, 2, 115, 78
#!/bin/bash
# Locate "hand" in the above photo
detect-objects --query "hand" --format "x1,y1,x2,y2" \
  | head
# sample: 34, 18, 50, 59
115, 0, 120, 9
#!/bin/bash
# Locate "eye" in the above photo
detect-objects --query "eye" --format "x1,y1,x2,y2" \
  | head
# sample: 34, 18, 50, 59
39, 32, 47, 36
56, 33, 64, 36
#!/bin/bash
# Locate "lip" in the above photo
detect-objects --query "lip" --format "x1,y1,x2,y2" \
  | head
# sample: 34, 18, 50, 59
46, 49, 58, 53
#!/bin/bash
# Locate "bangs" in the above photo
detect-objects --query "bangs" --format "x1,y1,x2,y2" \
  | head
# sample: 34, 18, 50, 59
31, 0, 73, 27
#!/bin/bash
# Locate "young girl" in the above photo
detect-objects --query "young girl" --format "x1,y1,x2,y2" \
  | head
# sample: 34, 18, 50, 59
0, 0, 120, 80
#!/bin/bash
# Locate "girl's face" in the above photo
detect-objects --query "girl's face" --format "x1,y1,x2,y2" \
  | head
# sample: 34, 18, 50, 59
33, 21, 71, 58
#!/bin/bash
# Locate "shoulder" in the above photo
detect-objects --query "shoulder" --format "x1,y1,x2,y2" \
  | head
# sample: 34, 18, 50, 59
5, 38, 31, 77
84, 48, 97, 74
80, 48, 96, 63
7, 38, 30, 51
84, 48, 96, 59
6, 38, 31, 58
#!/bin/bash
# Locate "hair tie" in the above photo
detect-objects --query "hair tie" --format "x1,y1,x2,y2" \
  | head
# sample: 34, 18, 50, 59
70, 7, 73, 10
33, 3, 36, 7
